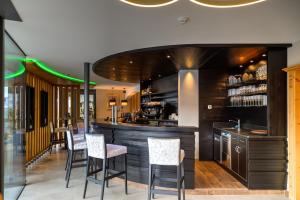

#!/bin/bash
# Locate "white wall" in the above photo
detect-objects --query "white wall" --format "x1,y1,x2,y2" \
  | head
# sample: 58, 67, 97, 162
178, 69, 199, 159
288, 41, 300, 67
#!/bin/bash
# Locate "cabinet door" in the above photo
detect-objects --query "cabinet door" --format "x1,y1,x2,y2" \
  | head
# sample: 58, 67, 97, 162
231, 136, 239, 174
239, 138, 247, 181
213, 134, 221, 162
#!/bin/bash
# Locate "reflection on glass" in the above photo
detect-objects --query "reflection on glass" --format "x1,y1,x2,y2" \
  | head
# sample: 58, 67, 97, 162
4, 33, 26, 200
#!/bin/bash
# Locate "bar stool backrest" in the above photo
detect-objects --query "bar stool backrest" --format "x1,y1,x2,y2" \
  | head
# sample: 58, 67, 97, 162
148, 137, 181, 166
66, 130, 74, 151
77, 122, 85, 134
86, 134, 106, 159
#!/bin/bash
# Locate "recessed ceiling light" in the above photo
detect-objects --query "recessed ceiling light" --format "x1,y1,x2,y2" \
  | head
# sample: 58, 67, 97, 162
250, 60, 254, 63
120, 0, 179, 7
189, 0, 267, 8
166, 55, 171, 58
129, 61, 133, 64
262, 54, 267, 57
239, 65, 243, 68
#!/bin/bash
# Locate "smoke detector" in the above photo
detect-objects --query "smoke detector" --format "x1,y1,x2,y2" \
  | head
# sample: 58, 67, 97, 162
177, 16, 190, 24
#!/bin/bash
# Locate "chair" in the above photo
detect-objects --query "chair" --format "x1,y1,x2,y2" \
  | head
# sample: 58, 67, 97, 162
49, 121, 65, 154
147, 137, 185, 200
65, 129, 87, 188
83, 133, 128, 200
64, 124, 85, 170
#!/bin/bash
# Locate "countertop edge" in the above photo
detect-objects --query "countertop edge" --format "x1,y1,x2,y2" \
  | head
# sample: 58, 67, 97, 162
92, 121, 198, 132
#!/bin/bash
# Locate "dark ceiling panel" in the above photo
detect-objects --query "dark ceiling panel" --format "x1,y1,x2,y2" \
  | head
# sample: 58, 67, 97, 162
0, 0, 22, 21
93, 45, 268, 83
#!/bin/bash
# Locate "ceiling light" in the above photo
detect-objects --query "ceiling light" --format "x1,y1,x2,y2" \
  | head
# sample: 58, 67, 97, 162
129, 61, 133, 64
262, 54, 267, 57
250, 60, 254, 63
120, 0, 178, 7
166, 55, 171, 58
239, 65, 243, 68
189, 0, 267, 8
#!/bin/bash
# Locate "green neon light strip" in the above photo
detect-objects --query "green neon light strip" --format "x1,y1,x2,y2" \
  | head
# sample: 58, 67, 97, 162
5, 63, 26, 80
5, 55, 96, 85
25, 58, 96, 85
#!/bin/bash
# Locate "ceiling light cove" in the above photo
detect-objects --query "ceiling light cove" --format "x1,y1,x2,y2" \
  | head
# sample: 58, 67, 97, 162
120, 0, 178, 7
189, 0, 267, 8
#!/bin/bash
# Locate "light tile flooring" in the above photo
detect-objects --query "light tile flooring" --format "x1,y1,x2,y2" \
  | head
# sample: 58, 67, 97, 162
19, 149, 289, 200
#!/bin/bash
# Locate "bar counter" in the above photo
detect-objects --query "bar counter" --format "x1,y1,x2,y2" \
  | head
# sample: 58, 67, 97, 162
92, 120, 198, 189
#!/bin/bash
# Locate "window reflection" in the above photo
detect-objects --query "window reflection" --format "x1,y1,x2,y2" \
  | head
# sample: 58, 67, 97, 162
3, 33, 26, 200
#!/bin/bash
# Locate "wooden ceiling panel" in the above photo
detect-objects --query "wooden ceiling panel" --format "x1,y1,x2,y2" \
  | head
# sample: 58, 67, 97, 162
93, 45, 268, 83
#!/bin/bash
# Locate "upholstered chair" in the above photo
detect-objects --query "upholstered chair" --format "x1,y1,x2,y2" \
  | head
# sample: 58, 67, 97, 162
147, 137, 185, 200
65, 129, 87, 188
83, 133, 128, 200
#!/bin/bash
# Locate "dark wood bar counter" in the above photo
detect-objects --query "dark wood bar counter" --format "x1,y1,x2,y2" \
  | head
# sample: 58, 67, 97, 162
92, 120, 198, 189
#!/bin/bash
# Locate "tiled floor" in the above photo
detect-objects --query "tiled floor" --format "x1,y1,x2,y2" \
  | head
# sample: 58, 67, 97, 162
19, 149, 289, 200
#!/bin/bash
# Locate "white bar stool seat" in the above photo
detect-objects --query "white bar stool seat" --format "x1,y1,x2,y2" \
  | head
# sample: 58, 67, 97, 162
107, 144, 127, 158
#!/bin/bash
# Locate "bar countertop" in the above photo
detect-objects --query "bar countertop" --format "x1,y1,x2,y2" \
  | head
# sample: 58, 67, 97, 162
92, 119, 198, 133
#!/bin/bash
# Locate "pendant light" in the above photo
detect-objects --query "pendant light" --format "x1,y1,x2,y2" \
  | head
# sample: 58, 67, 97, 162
121, 88, 128, 106
109, 87, 117, 106
120, 0, 178, 7
189, 0, 266, 8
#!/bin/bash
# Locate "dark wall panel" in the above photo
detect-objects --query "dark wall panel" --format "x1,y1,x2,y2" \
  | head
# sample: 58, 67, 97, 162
267, 48, 287, 136
198, 69, 228, 161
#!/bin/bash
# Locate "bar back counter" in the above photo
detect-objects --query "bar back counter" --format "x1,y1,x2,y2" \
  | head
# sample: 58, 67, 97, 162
92, 120, 197, 189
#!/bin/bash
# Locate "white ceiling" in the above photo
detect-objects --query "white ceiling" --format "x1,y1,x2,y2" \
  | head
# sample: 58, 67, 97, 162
5, 0, 300, 88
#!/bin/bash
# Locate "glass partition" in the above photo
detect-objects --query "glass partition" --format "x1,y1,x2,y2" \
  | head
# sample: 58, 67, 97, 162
3, 32, 26, 200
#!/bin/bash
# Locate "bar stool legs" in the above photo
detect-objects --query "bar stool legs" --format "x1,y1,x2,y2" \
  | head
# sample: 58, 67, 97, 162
83, 154, 128, 200
148, 163, 185, 200
124, 154, 128, 194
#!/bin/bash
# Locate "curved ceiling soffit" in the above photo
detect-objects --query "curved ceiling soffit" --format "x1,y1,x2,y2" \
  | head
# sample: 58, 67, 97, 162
5, 55, 96, 85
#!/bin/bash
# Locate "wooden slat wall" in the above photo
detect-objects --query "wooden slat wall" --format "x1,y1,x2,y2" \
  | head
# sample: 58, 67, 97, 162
25, 73, 53, 163
283, 65, 300, 200
128, 92, 140, 113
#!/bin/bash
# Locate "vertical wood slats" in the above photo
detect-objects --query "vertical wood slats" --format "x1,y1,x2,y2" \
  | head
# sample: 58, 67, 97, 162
25, 73, 53, 163
283, 66, 300, 200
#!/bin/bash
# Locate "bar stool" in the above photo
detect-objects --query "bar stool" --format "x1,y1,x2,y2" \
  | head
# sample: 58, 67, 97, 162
83, 133, 128, 200
65, 130, 87, 188
64, 124, 85, 170
147, 137, 185, 200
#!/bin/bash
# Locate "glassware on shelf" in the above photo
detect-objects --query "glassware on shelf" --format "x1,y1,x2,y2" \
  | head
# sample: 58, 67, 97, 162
228, 84, 267, 97
256, 64, 267, 80
230, 95, 267, 107
228, 75, 242, 86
